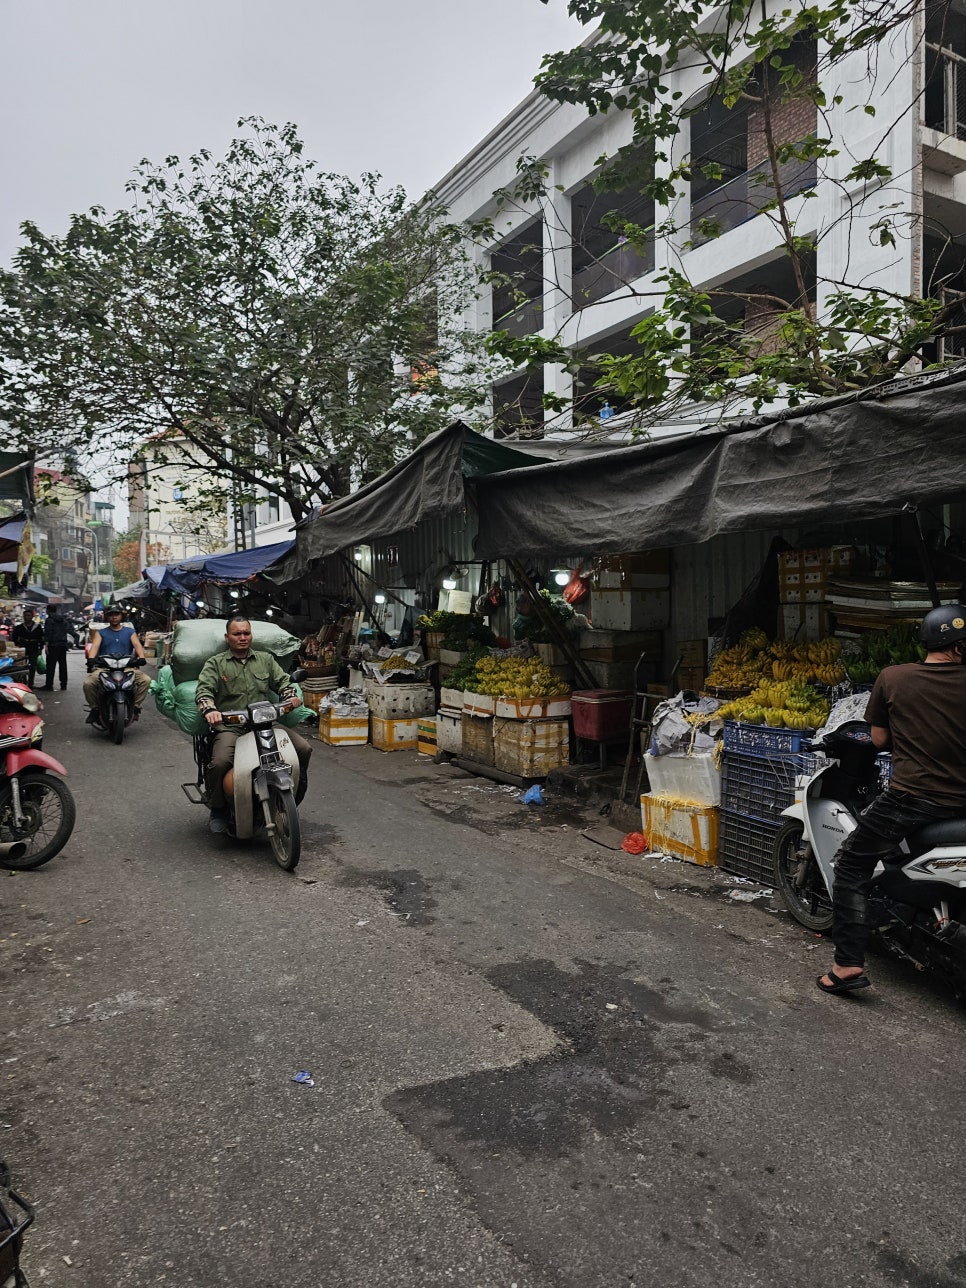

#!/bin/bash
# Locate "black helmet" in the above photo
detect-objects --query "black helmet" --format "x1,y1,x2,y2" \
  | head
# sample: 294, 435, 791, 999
920, 604, 966, 651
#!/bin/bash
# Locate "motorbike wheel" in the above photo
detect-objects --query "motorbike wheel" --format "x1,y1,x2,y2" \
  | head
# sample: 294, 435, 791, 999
267, 786, 300, 871
0, 772, 77, 869
773, 819, 833, 932
110, 703, 125, 745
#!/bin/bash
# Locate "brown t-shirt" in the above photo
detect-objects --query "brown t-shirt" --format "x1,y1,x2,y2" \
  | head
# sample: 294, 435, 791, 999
865, 662, 966, 806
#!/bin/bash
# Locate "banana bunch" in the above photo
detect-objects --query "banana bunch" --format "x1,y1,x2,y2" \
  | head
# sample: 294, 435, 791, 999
706, 633, 846, 689
472, 655, 571, 698
711, 676, 829, 730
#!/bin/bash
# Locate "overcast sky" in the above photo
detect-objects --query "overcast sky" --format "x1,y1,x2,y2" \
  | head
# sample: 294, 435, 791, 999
0, 0, 585, 266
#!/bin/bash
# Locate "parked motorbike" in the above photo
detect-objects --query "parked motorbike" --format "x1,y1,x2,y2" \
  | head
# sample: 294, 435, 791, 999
0, 682, 75, 871
182, 674, 308, 871
87, 654, 146, 745
772, 720, 966, 996
0, 1159, 33, 1287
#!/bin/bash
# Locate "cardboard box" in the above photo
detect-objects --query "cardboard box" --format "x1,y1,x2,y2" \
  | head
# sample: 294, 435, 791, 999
583, 659, 659, 691
593, 551, 670, 590
590, 589, 670, 632
675, 665, 706, 693
370, 716, 418, 752
461, 713, 495, 766
494, 717, 570, 777
494, 696, 571, 720
778, 547, 856, 605
779, 602, 830, 642
676, 639, 708, 670
579, 629, 663, 663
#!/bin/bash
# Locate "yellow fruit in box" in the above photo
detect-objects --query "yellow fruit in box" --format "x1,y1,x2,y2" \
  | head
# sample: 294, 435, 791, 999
764, 708, 785, 727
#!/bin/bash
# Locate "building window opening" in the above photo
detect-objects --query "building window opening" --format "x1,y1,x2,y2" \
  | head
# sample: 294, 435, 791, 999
492, 372, 544, 439
571, 165, 655, 308
491, 221, 544, 339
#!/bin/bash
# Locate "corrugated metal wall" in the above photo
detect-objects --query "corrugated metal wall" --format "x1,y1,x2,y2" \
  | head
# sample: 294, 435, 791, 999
671, 530, 779, 644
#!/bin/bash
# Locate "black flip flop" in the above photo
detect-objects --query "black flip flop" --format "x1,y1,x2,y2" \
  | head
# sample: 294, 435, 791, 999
816, 968, 871, 995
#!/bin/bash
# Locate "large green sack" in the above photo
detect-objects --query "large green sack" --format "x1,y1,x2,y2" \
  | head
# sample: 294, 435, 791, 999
152, 665, 312, 735
169, 618, 302, 686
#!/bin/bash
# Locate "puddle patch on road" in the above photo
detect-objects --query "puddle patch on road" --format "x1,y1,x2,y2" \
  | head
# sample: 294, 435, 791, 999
385, 958, 736, 1158
338, 866, 437, 926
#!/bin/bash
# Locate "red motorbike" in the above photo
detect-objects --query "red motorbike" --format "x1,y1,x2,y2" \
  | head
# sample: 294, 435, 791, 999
0, 680, 75, 870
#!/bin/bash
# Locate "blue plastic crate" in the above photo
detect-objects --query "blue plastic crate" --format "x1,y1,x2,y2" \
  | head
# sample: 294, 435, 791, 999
721, 749, 819, 822
722, 720, 812, 756
717, 808, 782, 885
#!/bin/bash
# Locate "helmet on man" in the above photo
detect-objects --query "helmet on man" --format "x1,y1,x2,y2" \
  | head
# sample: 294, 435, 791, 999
920, 604, 966, 652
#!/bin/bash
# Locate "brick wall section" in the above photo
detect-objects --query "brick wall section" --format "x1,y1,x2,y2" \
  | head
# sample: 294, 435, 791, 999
747, 95, 817, 168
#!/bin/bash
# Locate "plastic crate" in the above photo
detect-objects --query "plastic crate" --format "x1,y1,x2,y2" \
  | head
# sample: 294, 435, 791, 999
722, 720, 812, 755
720, 749, 819, 822
717, 809, 781, 884
641, 795, 719, 866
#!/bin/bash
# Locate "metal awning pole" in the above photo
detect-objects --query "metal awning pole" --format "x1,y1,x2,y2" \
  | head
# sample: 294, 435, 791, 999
903, 503, 942, 608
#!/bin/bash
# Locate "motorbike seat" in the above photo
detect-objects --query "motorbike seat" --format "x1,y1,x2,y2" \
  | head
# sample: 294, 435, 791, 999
906, 818, 966, 856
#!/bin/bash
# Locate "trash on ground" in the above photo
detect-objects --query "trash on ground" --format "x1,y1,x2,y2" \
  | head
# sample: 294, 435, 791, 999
292, 1070, 315, 1087
605, 1002, 618, 1011
519, 785, 544, 805
620, 832, 648, 854
729, 889, 772, 903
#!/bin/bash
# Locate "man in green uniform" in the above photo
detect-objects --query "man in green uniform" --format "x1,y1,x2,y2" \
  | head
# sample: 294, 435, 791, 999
195, 617, 312, 833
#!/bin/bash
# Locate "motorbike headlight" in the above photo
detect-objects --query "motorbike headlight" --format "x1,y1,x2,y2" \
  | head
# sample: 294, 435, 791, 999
251, 704, 276, 727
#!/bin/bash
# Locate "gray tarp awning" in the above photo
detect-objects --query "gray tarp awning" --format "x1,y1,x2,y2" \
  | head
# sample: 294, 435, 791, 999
277, 421, 549, 580
473, 365, 966, 559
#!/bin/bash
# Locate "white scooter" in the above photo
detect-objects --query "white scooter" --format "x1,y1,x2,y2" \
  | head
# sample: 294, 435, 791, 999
182, 674, 308, 871
772, 720, 966, 994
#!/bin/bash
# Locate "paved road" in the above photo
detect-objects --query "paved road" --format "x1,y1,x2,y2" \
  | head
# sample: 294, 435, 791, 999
3, 651, 966, 1287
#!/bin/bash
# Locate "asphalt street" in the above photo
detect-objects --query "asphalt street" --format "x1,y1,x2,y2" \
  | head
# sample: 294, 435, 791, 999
3, 651, 966, 1288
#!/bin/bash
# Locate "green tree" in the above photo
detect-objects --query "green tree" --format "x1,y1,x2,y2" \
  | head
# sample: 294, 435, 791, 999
487, 0, 960, 426
0, 119, 494, 520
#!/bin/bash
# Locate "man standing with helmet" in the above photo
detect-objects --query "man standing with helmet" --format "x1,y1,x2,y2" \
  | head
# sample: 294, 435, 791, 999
818, 604, 966, 995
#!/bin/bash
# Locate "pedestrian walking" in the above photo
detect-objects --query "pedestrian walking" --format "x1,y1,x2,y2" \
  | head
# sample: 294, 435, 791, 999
43, 604, 70, 691
12, 608, 45, 687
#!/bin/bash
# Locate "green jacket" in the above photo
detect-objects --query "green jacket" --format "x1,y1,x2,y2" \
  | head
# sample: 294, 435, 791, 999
194, 648, 297, 714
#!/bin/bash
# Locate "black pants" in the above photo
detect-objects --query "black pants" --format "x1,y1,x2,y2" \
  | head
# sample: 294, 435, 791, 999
25, 650, 42, 687
832, 786, 959, 968
43, 645, 68, 690
206, 726, 312, 809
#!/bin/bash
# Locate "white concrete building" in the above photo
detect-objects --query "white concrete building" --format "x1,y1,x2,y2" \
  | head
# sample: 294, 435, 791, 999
431, 3, 966, 439
128, 434, 228, 563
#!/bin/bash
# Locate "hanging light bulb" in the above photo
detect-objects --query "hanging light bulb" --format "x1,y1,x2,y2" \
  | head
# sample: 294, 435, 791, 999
195, 600, 205, 609
553, 571, 571, 587
441, 577, 457, 591
265, 608, 274, 617
374, 593, 386, 604
229, 588, 241, 599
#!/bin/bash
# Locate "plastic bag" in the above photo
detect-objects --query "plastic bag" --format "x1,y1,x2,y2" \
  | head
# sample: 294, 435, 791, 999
620, 832, 648, 854
562, 569, 591, 606
34, 653, 46, 674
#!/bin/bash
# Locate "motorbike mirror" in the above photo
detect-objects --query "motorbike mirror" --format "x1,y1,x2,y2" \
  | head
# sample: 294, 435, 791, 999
290, 667, 309, 685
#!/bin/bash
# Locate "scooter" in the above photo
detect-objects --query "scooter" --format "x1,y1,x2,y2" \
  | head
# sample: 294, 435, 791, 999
87, 654, 146, 744
181, 677, 308, 872
772, 720, 966, 996
0, 681, 75, 871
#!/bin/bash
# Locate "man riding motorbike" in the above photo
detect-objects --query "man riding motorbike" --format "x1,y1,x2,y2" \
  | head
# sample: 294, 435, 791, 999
83, 605, 152, 722
194, 616, 312, 833
818, 603, 966, 996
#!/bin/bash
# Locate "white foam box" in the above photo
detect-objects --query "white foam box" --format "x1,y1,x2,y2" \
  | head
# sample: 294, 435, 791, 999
494, 696, 571, 719
319, 711, 369, 747
366, 683, 435, 719
591, 588, 670, 632
643, 751, 720, 806
370, 716, 418, 751
463, 690, 495, 717
435, 707, 463, 754
439, 686, 464, 711
641, 794, 719, 867
779, 602, 830, 642
494, 717, 570, 778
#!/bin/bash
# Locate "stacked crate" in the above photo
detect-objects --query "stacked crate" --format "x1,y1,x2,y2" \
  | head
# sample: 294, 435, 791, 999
366, 682, 435, 752
717, 721, 819, 883
778, 546, 855, 641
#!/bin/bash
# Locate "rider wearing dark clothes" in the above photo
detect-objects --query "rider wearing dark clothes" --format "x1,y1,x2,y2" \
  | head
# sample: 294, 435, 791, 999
819, 604, 966, 995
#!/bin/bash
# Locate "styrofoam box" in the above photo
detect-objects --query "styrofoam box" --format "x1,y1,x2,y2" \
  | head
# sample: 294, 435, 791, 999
436, 708, 463, 754
463, 690, 495, 717
597, 570, 671, 590
591, 588, 670, 632
319, 712, 369, 747
366, 684, 435, 720
440, 687, 464, 711
643, 752, 720, 805
370, 716, 419, 751
495, 696, 571, 719
642, 794, 719, 866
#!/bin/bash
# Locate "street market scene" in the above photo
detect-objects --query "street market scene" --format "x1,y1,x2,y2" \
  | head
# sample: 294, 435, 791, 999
4, 1, 966, 1285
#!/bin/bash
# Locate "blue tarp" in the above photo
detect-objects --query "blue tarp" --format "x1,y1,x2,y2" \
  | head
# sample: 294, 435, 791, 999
144, 540, 294, 596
